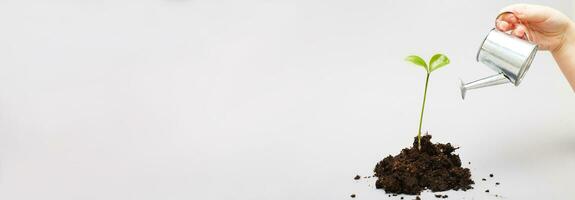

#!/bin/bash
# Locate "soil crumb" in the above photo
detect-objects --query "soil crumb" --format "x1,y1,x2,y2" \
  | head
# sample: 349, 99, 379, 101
489, 174, 494, 178
350, 194, 356, 198
415, 196, 421, 200
354, 175, 361, 180
373, 135, 474, 194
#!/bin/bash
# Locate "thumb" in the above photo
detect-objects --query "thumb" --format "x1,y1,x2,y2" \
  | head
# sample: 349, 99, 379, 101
500, 4, 551, 23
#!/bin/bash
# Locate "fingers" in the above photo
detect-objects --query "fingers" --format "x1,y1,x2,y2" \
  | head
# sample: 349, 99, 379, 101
496, 12, 519, 32
496, 20, 527, 39
496, 19, 528, 39
496, 6, 533, 39
512, 24, 527, 39
498, 12, 519, 24
496, 20, 512, 31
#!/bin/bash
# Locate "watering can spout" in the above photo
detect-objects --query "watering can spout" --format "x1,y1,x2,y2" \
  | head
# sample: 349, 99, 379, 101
460, 73, 509, 100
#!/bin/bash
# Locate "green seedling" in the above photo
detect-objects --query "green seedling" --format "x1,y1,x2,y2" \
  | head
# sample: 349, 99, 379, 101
405, 54, 450, 149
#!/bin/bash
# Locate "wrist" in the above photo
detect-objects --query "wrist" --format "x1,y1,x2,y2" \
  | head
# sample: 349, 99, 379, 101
551, 22, 575, 91
552, 21, 575, 56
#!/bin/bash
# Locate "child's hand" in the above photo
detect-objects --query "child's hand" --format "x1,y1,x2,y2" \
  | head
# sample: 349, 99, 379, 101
496, 4, 575, 53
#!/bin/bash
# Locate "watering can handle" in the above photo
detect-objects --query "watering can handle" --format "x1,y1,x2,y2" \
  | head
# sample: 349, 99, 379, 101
495, 11, 533, 42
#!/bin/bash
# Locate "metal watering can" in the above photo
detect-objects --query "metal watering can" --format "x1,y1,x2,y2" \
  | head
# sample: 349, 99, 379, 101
460, 12, 538, 99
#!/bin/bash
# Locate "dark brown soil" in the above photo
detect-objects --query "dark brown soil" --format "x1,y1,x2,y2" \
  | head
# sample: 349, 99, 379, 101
373, 135, 474, 195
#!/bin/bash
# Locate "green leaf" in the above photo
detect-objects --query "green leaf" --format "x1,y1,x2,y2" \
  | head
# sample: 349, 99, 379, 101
405, 55, 428, 72
429, 54, 450, 72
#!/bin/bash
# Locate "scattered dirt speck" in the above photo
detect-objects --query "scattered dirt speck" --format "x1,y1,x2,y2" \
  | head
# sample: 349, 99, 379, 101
354, 175, 361, 180
350, 194, 356, 198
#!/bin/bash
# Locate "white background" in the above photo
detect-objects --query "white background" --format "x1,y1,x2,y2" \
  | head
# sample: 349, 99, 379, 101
0, 0, 574, 199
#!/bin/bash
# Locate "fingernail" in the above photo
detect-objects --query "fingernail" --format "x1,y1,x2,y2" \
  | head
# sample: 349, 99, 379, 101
514, 29, 524, 37
497, 21, 508, 29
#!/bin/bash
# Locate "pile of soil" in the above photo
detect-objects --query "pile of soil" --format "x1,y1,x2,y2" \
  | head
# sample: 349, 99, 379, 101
373, 135, 473, 195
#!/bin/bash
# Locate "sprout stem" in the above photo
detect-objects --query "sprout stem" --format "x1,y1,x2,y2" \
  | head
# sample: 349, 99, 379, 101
417, 73, 430, 150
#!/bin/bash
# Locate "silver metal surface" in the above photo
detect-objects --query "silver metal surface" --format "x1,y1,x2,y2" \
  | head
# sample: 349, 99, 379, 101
460, 73, 509, 99
461, 28, 538, 99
